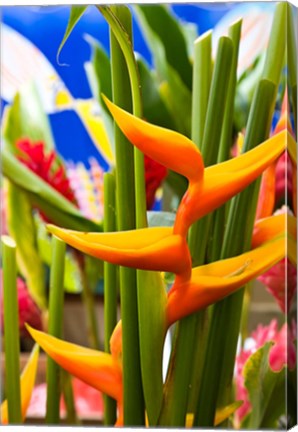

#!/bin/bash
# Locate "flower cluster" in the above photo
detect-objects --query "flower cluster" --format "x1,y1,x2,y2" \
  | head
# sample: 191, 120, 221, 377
25, 97, 291, 426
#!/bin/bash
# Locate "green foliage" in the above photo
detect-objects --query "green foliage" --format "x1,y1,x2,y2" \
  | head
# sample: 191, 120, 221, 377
243, 342, 287, 429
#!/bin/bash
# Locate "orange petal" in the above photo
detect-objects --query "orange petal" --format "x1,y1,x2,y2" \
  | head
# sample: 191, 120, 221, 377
103, 95, 204, 184
255, 163, 276, 220
26, 325, 123, 404
174, 131, 286, 235
1, 344, 39, 424
167, 235, 285, 325
47, 224, 191, 278
252, 213, 296, 248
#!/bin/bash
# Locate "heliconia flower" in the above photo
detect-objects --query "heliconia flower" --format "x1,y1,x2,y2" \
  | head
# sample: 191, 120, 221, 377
46, 224, 192, 281
234, 319, 297, 426
26, 324, 124, 426
252, 211, 296, 250
166, 234, 286, 325
103, 96, 286, 236
1, 344, 39, 424
17, 138, 77, 217
0, 270, 43, 337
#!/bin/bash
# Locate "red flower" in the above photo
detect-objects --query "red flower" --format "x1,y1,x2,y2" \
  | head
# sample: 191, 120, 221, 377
17, 138, 77, 206
144, 154, 167, 209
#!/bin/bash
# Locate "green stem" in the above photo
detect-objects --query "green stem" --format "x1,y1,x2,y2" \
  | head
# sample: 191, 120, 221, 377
79, 258, 100, 350
208, 19, 242, 263
61, 371, 80, 425
109, 6, 145, 425
46, 235, 66, 424
2, 235, 22, 424
103, 172, 118, 425
191, 30, 212, 151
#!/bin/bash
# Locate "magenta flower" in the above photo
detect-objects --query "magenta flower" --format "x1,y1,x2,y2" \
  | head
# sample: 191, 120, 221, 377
0, 270, 43, 338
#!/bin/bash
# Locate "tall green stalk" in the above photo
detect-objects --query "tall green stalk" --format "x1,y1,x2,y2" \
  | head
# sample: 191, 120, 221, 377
195, 3, 287, 426
103, 172, 118, 425
109, 6, 145, 425
209, 19, 242, 263
2, 235, 22, 424
46, 235, 66, 424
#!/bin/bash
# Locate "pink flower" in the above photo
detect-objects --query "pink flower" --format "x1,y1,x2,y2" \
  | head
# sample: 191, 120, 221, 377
234, 319, 297, 426
27, 378, 103, 419
258, 257, 297, 313
0, 270, 43, 338
275, 151, 293, 206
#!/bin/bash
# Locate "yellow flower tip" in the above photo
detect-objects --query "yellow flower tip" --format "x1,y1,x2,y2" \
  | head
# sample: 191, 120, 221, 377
103, 94, 204, 183
1, 343, 40, 424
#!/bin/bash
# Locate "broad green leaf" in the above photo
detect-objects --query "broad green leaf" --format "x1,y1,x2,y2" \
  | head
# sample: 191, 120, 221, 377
137, 56, 175, 130
3, 83, 54, 154
6, 182, 47, 310
58, 6, 88, 62
84, 35, 112, 106
243, 341, 286, 429
160, 65, 192, 137
137, 270, 167, 425
35, 217, 82, 294
2, 148, 101, 232
134, 5, 192, 89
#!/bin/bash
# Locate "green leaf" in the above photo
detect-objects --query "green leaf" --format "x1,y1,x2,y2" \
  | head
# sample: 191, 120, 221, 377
137, 270, 167, 425
2, 148, 101, 232
134, 5, 192, 89
6, 182, 47, 310
160, 65, 192, 137
3, 83, 54, 154
57, 6, 88, 62
243, 342, 286, 429
137, 56, 175, 130
35, 218, 82, 294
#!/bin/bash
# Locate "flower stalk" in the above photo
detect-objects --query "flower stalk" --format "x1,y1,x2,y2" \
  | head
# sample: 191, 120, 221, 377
1, 235, 22, 424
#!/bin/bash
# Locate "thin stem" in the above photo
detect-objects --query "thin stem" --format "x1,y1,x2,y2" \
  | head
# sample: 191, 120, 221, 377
209, 19, 242, 263
46, 235, 66, 424
2, 235, 22, 424
109, 6, 145, 425
103, 172, 118, 425
79, 257, 101, 350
